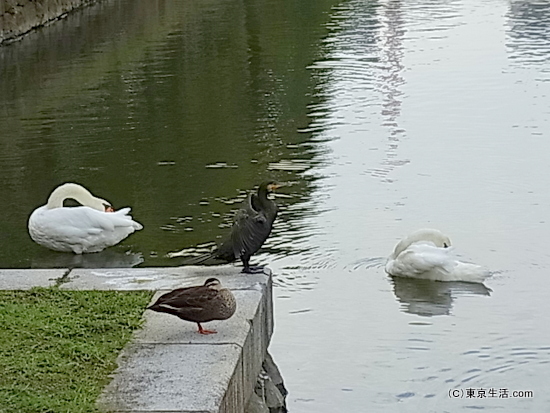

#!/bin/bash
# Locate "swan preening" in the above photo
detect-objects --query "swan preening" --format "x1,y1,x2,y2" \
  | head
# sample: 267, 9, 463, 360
28, 183, 143, 254
385, 229, 490, 283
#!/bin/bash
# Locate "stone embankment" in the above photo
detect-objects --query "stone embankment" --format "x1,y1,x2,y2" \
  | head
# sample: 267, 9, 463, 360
0, 265, 287, 413
0, 0, 94, 43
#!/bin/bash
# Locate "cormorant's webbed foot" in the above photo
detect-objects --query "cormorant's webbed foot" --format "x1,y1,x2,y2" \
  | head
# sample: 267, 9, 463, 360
241, 265, 266, 274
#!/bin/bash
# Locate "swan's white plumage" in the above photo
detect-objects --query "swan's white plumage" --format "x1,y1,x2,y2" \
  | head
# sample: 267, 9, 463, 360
28, 183, 142, 254
385, 229, 490, 283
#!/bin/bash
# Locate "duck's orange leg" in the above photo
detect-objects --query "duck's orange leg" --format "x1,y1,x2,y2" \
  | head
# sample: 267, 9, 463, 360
197, 323, 217, 335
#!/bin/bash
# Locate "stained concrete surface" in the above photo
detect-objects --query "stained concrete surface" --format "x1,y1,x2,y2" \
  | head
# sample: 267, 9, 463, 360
0, 265, 274, 413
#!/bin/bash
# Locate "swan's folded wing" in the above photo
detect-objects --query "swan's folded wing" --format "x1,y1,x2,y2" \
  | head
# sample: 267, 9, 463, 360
387, 244, 455, 276
108, 207, 143, 230
33, 208, 107, 240
39, 207, 140, 240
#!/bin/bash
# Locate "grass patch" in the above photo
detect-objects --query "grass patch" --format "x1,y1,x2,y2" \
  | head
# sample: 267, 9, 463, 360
0, 287, 154, 413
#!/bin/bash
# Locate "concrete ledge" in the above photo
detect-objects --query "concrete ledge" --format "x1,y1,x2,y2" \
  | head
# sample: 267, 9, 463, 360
99, 342, 243, 412
61, 266, 270, 291
0, 265, 275, 413
93, 266, 273, 413
0, 268, 64, 289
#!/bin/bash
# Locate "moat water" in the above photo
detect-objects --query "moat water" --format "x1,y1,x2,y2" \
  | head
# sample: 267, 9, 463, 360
1, 0, 549, 411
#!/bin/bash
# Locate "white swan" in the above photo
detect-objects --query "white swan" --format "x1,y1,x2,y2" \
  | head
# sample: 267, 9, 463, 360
385, 229, 490, 283
28, 183, 143, 254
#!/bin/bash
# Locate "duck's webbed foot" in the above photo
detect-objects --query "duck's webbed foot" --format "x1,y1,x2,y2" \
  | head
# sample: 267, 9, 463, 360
197, 323, 217, 335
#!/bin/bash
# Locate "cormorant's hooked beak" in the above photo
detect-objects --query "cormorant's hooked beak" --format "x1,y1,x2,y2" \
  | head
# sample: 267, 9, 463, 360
268, 183, 283, 191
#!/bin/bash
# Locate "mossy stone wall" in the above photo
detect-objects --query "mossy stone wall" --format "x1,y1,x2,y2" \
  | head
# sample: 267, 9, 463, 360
1, 0, 95, 43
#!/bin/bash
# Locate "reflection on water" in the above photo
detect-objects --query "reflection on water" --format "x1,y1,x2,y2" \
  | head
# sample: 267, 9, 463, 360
31, 249, 144, 269
0, 0, 338, 268
310, 0, 411, 184
507, 1, 550, 65
272, 0, 550, 411
346, 256, 492, 317
390, 277, 491, 317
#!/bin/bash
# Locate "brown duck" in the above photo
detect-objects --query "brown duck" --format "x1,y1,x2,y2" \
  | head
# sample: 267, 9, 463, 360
147, 278, 236, 335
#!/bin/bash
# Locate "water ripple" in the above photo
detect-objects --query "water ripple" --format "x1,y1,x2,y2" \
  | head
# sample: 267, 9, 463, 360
506, 1, 550, 68
345, 256, 386, 271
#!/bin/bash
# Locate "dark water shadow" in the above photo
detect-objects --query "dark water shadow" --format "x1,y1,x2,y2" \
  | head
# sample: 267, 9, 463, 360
389, 276, 492, 317
506, 0, 550, 65
31, 249, 144, 268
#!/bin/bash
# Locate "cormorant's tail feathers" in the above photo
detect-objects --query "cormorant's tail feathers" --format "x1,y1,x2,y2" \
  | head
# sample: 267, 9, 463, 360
180, 253, 229, 266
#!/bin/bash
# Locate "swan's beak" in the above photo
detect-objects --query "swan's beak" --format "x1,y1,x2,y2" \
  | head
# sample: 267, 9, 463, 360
268, 183, 283, 191
105, 206, 115, 213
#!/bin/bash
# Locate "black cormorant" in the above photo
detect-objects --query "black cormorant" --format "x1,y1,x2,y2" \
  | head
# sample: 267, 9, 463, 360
183, 181, 281, 273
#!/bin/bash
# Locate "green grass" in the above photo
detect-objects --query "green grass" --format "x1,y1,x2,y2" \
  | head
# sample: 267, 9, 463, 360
0, 288, 154, 413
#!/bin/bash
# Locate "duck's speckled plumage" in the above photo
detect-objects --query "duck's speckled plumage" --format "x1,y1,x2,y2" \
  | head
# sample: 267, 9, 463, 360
147, 278, 236, 335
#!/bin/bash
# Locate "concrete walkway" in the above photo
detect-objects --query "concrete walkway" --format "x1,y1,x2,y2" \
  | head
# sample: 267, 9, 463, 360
0, 265, 274, 413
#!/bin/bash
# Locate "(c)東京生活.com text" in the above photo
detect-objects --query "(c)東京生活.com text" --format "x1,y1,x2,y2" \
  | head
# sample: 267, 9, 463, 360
449, 388, 533, 399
